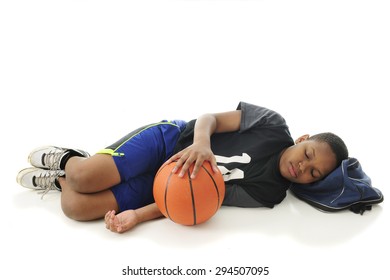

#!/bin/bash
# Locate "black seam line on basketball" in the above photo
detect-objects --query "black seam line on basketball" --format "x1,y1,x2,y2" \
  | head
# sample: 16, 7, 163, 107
201, 165, 220, 213
188, 170, 197, 225
164, 172, 173, 221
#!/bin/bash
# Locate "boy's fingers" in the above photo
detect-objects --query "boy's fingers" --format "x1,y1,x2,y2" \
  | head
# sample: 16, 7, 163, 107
105, 210, 113, 227
212, 164, 220, 174
166, 152, 182, 166
190, 159, 204, 179
172, 155, 189, 175
178, 154, 197, 177
210, 157, 220, 174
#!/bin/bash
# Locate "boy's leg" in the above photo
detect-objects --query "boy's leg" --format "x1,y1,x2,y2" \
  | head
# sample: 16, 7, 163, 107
16, 154, 120, 195
64, 154, 121, 194
26, 146, 121, 193
59, 177, 119, 221
66, 122, 186, 214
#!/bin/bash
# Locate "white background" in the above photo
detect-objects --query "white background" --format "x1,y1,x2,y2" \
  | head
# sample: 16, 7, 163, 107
1, 0, 389, 279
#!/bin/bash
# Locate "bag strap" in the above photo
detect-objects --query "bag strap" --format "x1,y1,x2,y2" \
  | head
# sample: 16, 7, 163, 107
349, 203, 373, 215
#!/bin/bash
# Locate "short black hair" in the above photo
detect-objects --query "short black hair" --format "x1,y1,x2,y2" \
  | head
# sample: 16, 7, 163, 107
309, 132, 349, 167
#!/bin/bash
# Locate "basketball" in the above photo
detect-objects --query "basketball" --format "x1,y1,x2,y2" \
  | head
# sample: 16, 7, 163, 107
153, 161, 225, 226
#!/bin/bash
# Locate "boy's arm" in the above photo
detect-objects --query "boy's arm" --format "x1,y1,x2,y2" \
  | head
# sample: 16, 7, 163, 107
168, 110, 242, 178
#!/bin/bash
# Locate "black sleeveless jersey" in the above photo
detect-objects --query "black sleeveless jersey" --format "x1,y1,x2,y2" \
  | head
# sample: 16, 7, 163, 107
174, 101, 294, 208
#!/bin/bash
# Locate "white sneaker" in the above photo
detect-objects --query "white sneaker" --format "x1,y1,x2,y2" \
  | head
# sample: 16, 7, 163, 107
16, 167, 64, 194
28, 146, 90, 170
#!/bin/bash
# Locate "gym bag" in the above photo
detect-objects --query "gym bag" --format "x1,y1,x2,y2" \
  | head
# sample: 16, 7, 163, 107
290, 157, 384, 215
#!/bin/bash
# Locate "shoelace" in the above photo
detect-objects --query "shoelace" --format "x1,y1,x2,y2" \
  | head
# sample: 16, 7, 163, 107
39, 148, 68, 198
43, 148, 65, 170
35, 170, 65, 199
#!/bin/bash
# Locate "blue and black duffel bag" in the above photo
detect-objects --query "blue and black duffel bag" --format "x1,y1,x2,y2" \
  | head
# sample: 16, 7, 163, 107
290, 157, 384, 215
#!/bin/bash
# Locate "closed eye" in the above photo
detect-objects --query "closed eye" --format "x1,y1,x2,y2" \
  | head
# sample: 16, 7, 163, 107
311, 169, 321, 179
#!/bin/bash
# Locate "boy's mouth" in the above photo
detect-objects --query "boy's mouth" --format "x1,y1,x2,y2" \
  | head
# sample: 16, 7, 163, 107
288, 163, 297, 178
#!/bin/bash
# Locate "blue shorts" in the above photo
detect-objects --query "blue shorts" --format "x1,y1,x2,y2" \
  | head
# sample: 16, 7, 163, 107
98, 120, 187, 212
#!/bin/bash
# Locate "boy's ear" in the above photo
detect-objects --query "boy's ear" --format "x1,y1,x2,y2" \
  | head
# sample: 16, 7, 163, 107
295, 134, 310, 144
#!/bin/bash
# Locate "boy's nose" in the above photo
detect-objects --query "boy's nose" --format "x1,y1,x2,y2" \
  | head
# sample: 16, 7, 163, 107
298, 162, 306, 173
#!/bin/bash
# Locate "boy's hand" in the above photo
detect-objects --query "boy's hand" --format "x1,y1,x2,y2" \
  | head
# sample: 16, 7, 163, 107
166, 143, 219, 179
104, 210, 139, 233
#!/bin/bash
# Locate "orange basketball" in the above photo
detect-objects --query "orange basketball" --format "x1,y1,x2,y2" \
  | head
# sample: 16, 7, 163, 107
153, 161, 225, 226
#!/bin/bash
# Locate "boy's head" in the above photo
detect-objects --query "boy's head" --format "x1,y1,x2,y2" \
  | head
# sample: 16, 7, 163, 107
279, 132, 348, 184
